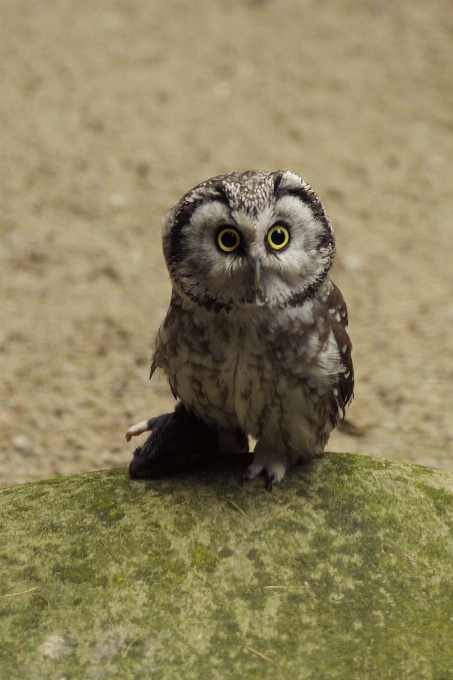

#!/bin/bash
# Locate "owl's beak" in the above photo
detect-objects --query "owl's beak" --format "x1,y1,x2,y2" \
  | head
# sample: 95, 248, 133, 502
254, 260, 261, 288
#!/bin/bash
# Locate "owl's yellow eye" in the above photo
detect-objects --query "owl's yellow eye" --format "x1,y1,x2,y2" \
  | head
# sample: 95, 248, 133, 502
267, 225, 290, 250
217, 228, 241, 252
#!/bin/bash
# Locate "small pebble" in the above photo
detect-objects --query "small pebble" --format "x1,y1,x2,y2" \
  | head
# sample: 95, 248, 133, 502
12, 434, 32, 455
342, 254, 362, 274
100, 450, 114, 464
109, 193, 127, 208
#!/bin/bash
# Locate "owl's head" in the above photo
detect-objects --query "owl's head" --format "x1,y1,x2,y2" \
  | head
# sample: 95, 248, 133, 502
162, 171, 335, 311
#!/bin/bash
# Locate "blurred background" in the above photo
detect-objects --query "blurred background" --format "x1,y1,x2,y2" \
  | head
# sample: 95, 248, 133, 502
1, 0, 452, 488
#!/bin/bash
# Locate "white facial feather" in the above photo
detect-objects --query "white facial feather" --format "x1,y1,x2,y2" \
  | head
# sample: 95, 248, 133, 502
164, 172, 335, 310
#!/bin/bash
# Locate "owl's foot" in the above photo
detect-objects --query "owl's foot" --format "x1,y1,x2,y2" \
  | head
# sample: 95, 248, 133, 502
242, 444, 288, 491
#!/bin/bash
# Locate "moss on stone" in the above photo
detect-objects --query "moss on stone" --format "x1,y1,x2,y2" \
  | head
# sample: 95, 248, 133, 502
1, 453, 452, 679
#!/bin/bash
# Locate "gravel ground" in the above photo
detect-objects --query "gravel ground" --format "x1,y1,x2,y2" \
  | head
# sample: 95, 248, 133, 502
1, 0, 453, 488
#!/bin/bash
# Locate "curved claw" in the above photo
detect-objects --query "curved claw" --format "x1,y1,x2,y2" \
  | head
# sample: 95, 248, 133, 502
241, 467, 253, 486
267, 471, 278, 492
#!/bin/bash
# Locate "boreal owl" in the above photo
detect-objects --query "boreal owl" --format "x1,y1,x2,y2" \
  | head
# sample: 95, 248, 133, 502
126, 171, 353, 490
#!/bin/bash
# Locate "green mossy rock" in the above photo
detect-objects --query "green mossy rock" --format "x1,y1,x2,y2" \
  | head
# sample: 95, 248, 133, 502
1, 453, 452, 679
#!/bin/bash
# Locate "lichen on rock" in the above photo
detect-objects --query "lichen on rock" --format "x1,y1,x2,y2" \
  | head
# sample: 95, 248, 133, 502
0, 453, 452, 679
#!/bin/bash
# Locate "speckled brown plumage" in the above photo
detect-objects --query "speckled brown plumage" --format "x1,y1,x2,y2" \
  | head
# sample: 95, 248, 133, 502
127, 171, 353, 489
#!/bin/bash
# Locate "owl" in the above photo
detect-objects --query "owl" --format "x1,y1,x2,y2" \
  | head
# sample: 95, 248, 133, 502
126, 171, 353, 490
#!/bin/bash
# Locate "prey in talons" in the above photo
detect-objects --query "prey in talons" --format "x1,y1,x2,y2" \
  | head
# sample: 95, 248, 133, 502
126, 403, 249, 480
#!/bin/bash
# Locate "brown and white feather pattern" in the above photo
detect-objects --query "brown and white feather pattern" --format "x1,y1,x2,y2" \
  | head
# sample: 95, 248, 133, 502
149, 170, 353, 487
322, 280, 354, 427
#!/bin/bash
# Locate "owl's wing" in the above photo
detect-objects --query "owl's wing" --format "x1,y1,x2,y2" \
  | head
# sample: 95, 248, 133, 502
325, 281, 354, 427
149, 293, 181, 399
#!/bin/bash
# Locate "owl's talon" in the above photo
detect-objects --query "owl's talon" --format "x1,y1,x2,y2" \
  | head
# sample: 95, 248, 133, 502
267, 472, 278, 492
243, 461, 264, 481
241, 468, 252, 485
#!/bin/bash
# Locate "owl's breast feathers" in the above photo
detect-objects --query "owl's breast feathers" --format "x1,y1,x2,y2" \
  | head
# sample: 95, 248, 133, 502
151, 280, 353, 449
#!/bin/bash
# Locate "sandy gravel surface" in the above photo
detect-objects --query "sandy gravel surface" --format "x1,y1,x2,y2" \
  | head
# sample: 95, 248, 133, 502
1, 0, 453, 488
